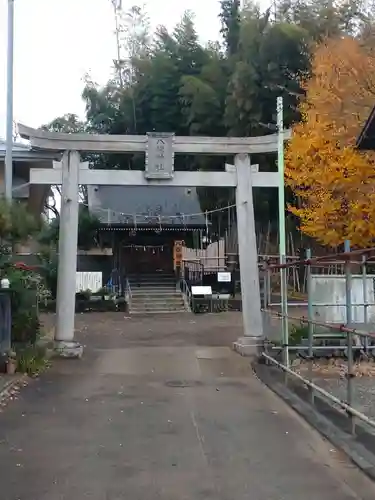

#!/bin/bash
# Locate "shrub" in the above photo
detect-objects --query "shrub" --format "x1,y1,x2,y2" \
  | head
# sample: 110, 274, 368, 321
35, 247, 58, 299
289, 324, 309, 345
4, 264, 43, 344
15, 344, 49, 375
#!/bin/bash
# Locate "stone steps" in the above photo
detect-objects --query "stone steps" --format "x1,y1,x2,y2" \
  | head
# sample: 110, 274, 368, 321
131, 287, 178, 293
128, 275, 175, 285
131, 295, 180, 300
130, 304, 186, 313
130, 303, 186, 313
128, 274, 186, 315
130, 310, 185, 315
131, 289, 180, 296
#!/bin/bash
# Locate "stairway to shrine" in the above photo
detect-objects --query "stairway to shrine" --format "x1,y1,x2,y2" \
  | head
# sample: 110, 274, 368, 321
127, 274, 187, 314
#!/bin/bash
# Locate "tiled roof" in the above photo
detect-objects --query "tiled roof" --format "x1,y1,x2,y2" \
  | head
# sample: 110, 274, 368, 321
0, 140, 57, 161
0, 140, 31, 152
88, 185, 207, 227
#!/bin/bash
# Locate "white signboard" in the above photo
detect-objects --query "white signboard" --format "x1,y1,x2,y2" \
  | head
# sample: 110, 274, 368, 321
217, 272, 231, 282
145, 132, 175, 179
191, 286, 212, 296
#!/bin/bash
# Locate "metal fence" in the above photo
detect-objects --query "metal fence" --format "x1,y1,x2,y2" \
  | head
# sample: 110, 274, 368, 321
0, 291, 11, 352
182, 239, 226, 269
259, 253, 346, 296
261, 242, 375, 436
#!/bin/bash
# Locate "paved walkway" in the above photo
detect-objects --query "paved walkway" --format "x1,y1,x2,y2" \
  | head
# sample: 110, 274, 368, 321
1, 312, 375, 500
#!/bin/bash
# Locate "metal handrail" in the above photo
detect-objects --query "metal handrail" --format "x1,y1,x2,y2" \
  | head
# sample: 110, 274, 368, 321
266, 246, 375, 270
262, 308, 375, 340
180, 278, 192, 312
262, 351, 375, 430
125, 277, 132, 311
261, 241, 375, 436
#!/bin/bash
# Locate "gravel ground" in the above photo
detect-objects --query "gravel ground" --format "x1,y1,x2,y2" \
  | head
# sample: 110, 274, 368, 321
314, 376, 375, 422
262, 303, 375, 427
292, 359, 375, 426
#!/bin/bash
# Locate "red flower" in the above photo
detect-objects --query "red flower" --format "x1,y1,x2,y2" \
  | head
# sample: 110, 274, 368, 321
14, 262, 34, 271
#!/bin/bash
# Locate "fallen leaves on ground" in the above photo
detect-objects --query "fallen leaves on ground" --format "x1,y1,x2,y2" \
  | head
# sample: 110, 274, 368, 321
292, 358, 375, 378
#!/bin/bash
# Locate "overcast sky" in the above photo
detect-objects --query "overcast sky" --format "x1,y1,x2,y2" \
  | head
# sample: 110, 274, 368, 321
0, 0, 224, 138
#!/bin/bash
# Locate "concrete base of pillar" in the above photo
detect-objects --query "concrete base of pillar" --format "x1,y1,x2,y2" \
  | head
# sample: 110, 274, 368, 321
54, 340, 84, 359
233, 336, 264, 358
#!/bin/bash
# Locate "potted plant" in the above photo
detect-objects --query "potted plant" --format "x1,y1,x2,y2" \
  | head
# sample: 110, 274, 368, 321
93, 287, 109, 300
5, 349, 17, 375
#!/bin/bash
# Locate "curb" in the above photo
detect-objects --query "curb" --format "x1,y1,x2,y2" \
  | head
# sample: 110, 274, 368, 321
253, 364, 375, 481
39, 327, 55, 359
0, 374, 28, 404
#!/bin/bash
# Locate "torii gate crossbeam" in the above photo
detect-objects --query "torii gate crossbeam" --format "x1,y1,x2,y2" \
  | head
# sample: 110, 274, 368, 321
19, 125, 290, 358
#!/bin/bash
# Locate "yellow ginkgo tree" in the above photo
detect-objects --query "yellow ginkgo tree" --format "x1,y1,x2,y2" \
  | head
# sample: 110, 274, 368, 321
286, 36, 375, 247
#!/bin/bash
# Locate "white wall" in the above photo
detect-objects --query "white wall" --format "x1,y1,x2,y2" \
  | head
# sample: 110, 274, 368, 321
182, 239, 225, 270
311, 275, 375, 324
76, 272, 102, 293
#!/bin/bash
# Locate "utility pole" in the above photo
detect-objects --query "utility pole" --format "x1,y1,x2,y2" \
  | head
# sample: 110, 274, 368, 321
5, 0, 15, 202
277, 96, 289, 366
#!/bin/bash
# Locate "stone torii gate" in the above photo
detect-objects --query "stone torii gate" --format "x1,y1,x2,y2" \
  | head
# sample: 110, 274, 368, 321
19, 125, 290, 357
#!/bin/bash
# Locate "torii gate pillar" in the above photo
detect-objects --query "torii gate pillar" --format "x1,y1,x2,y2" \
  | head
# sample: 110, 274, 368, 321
54, 150, 83, 358
233, 154, 263, 356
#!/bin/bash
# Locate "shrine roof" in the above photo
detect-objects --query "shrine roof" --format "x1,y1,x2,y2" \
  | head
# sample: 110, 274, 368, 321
87, 185, 207, 227
0, 140, 57, 161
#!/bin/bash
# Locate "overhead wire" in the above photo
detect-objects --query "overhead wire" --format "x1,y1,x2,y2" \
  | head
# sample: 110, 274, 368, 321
87, 202, 237, 221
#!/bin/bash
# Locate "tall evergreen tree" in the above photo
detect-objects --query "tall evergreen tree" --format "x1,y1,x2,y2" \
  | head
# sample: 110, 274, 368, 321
46, 0, 370, 241
219, 0, 241, 56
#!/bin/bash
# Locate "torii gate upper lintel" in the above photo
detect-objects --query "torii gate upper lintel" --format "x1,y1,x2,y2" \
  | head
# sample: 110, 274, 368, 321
19, 125, 290, 358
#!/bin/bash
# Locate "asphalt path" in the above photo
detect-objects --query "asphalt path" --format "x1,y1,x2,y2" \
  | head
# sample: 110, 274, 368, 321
0, 312, 374, 500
